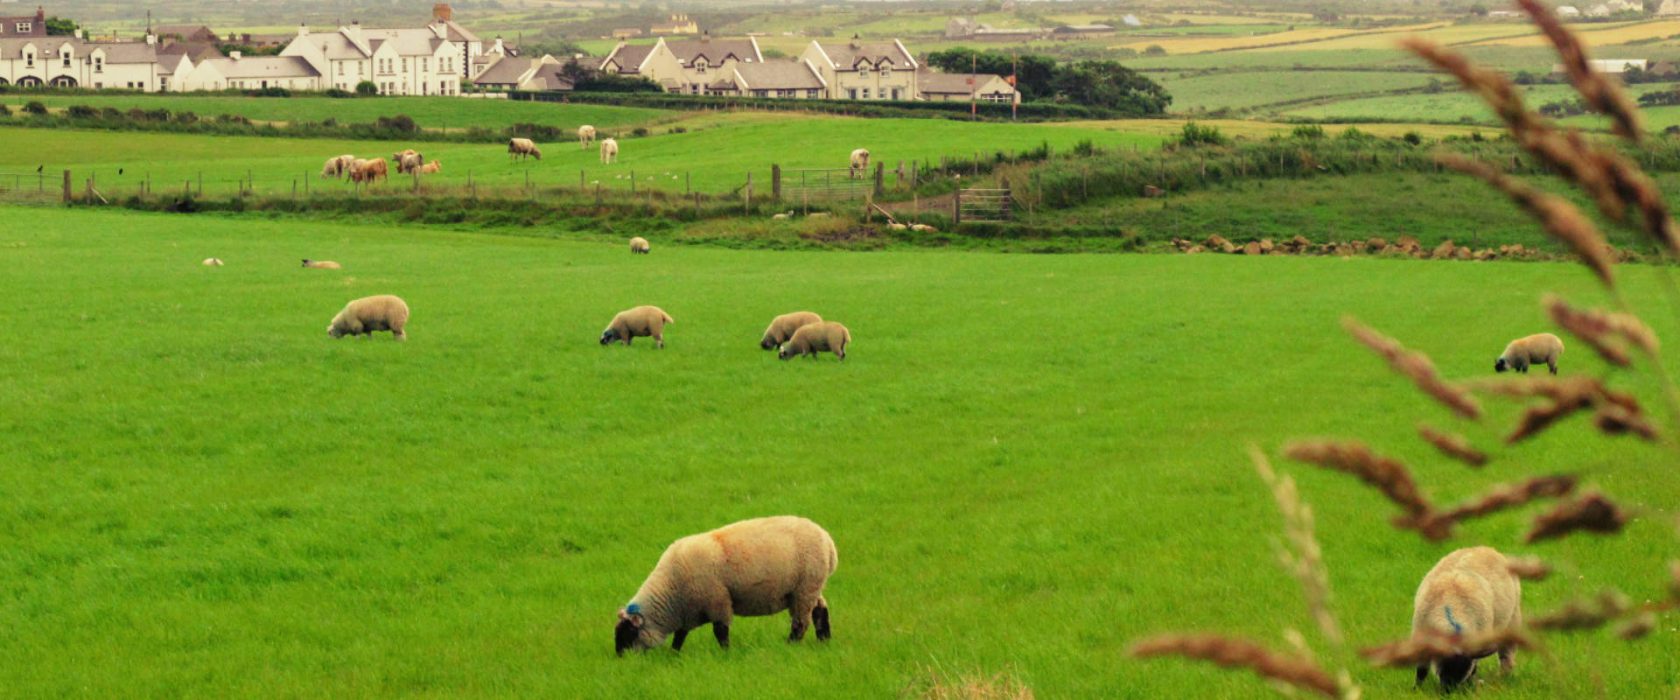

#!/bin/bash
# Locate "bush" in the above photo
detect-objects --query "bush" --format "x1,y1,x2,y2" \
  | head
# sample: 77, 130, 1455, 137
355, 80, 379, 97
99, 107, 121, 120
630, 126, 649, 137
0, 104, 10, 116
324, 88, 353, 99
505, 122, 561, 140
1072, 139, 1096, 157
668, 126, 688, 134
245, 87, 291, 98
24, 101, 48, 115
375, 114, 417, 133
174, 111, 198, 124
1402, 131, 1423, 146
1291, 124, 1326, 140
67, 104, 96, 119
1174, 121, 1228, 147
1143, 45, 1167, 56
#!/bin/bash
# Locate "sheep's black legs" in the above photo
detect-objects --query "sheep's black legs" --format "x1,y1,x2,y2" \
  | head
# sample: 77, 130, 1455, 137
1415, 665, 1429, 688
813, 603, 831, 641
671, 629, 689, 651
1547, 361, 1557, 375
788, 618, 808, 642
1498, 647, 1516, 673
713, 622, 730, 649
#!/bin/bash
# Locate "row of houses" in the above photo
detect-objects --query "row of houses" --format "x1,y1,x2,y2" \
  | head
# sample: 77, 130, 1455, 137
0, 4, 1018, 103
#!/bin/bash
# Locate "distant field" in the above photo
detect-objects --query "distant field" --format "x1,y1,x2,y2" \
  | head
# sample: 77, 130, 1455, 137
1471, 18, 1680, 47
0, 113, 1158, 196
0, 95, 672, 132
1283, 82, 1671, 124
1160, 70, 1437, 113
1117, 23, 1443, 55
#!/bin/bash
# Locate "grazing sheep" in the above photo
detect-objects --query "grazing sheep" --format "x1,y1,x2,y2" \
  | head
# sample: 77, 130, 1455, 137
350, 158, 388, 183
1494, 333, 1564, 375
1410, 547, 1523, 691
202, 257, 224, 267
578, 124, 597, 149
616, 516, 838, 655
629, 236, 651, 254
327, 295, 409, 341
301, 259, 342, 270
849, 148, 870, 179
509, 137, 542, 161
417, 160, 442, 175
320, 154, 355, 179
761, 311, 823, 350
600, 138, 619, 164
772, 212, 791, 220
600, 305, 673, 349
393, 149, 424, 174
778, 321, 851, 361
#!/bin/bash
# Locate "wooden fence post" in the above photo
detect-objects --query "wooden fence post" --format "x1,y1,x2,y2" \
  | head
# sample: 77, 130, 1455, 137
874, 162, 884, 196
61, 169, 71, 203
772, 164, 781, 200
953, 188, 962, 226
630, 170, 636, 195
744, 172, 752, 214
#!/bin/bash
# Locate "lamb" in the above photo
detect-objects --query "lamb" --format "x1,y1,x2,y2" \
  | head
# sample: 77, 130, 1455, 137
327, 294, 410, 341
600, 305, 673, 349
392, 149, 424, 174
1494, 333, 1564, 374
578, 124, 597, 149
629, 236, 650, 254
615, 515, 837, 655
320, 154, 355, 179
601, 138, 619, 164
1409, 546, 1523, 691
301, 259, 342, 270
417, 160, 442, 175
201, 257, 224, 267
509, 137, 542, 161
849, 148, 870, 179
761, 311, 823, 350
778, 321, 851, 361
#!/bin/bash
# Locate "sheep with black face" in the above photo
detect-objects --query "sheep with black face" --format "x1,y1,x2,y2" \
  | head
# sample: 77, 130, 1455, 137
761, 311, 822, 351
1495, 333, 1564, 374
1410, 546, 1524, 691
778, 321, 851, 361
600, 305, 673, 349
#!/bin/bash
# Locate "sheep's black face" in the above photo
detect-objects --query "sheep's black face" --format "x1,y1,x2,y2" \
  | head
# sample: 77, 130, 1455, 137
1494, 358, 1509, 373
761, 337, 778, 351
614, 617, 640, 657
1436, 655, 1478, 691
600, 329, 619, 346
778, 347, 793, 360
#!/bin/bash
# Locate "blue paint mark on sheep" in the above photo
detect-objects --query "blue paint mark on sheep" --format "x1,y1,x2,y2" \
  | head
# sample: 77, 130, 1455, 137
1444, 606, 1464, 635
626, 603, 641, 615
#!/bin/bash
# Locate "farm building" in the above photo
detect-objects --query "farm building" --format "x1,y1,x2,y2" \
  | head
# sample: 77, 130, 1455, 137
1, 5, 44, 37
800, 38, 920, 101
1555, 6, 1582, 17
944, 18, 1044, 41
178, 52, 322, 91
1662, 0, 1680, 15
154, 25, 218, 44
651, 14, 699, 36
917, 70, 1018, 104
1552, 57, 1644, 73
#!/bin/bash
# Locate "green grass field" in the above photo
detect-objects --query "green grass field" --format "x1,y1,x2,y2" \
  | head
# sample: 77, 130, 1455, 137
0, 95, 673, 132
2, 204, 1676, 697
0, 114, 1158, 197
1160, 70, 1438, 114
1283, 83, 1673, 124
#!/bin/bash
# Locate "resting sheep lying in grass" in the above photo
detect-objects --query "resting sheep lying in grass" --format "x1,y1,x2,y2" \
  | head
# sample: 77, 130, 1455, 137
417, 160, 442, 175
201, 257, 224, 267
1494, 333, 1564, 374
327, 295, 409, 341
629, 236, 650, 254
601, 305, 673, 348
761, 311, 823, 350
616, 516, 837, 655
301, 259, 342, 270
779, 321, 851, 361
1410, 547, 1523, 691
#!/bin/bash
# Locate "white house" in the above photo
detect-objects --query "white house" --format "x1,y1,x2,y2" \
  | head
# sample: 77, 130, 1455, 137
799, 38, 919, 101
0, 32, 170, 90
917, 70, 1018, 104
601, 35, 762, 95
178, 52, 322, 91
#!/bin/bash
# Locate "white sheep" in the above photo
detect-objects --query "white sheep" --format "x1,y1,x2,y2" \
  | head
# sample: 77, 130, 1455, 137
601, 305, 673, 349
201, 257, 224, 267
849, 148, 870, 179
779, 321, 851, 361
509, 137, 542, 161
320, 154, 355, 179
761, 311, 823, 350
1410, 547, 1523, 691
327, 295, 410, 341
578, 124, 597, 149
301, 259, 342, 270
601, 138, 620, 164
616, 516, 837, 655
629, 236, 650, 254
1495, 333, 1564, 375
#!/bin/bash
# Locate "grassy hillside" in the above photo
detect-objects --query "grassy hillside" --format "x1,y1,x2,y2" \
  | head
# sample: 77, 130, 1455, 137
0, 205, 1673, 697
0, 95, 673, 132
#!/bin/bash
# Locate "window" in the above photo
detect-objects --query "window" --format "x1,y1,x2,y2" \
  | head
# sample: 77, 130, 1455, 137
401, 58, 408, 72
62, 53, 70, 68
891, 88, 901, 100
807, 89, 819, 98
94, 57, 103, 73
16, 22, 32, 33
337, 63, 344, 76
862, 88, 871, 99
695, 59, 707, 74
421, 58, 428, 73
847, 88, 857, 99
25, 52, 33, 68
881, 66, 891, 78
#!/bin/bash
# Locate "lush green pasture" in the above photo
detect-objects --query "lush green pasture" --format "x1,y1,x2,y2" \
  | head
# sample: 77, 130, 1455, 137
1160, 70, 1437, 114
1, 206, 1675, 697
1284, 82, 1672, 124
0, 115, 1156, 197
0, 94, 672, 132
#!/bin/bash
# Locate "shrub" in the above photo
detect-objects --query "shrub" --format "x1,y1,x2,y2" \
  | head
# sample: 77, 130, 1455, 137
1071, 139, 1096, 157
355, 80, 378, 96
1402, 131, 1423, 146
1291, 124, 1326, 140
668, 125, 688, 134
174, 111, 198, 124
375, 114, 417, 133
505, 122, 560, 140
1174, 121, 1228, 148
324, 88, 353, 99
67, 104, 96, 119
99, 107, 121, 120
631, 126, 650, 137
24, 101, 48, 115
0, 104, 10, 116
1143, 44, 1167, 56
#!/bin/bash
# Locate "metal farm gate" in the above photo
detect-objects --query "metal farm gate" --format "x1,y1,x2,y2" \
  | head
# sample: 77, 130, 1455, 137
778, 167, 874, 204
954, 187, 1012, 224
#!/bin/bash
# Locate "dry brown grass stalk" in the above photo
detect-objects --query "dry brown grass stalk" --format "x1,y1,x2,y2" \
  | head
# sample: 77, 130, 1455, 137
1130, 635, 1340, 698
1530, 589, 1633, 632
1594, 404, 1661, 441
1544, 294, 1659, 366
1436, 155, 1616, 285
1513, 0, 1643, 141
1471, 376, 1655, 443
1360, 629, 1536, 668
1416, 423, 1488, 467
1507, 556, 1553, 581
1421, 475, 1578, 537
1282, 441, 1436, 536
1670, 561, 1680, 600
1252, 446, 1342, 645
1342, 318, 1482, 419
1615, 612, 1657, 641
1525, 491, 1629, 543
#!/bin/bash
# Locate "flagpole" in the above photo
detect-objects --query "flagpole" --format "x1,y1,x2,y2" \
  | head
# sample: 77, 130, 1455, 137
970, 52, 978, 119
1011, 51, 1018, 121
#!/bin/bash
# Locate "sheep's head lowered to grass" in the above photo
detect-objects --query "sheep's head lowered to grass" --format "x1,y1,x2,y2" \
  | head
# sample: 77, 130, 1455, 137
615, 604, 663, 656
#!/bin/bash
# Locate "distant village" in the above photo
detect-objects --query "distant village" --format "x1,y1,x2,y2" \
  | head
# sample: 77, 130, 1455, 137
0, 3, 1022, 103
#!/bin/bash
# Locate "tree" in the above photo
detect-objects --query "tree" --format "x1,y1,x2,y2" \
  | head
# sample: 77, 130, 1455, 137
45, 17, 78, 36
355, 80, 379, 96
1469, 3, 1490, 16
1049, 60, 1171, 115
925, 48, 1055, 101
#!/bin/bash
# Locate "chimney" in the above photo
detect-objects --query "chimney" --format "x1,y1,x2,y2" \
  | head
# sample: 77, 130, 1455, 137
230, 50, 242, 60
298, 23, 309, 37
433, 3, 454, 23
493, 37, 505, 54
145, 32, 156, 46
73, 28, 83, 39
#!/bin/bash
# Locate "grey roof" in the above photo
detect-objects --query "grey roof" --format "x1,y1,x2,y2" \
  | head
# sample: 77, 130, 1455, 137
607, 43, 653, 73
362, 27, 448, 56
816, 40, 913, 70
441, 20, 479, 44
1054, 24, 1114, 32
293, 32, 370, 60
524, 63, 574, 91
733, 60, 822, 90
0, 37, 163, 64
664, 37, 759, 65
96, 42, 161, 64
158, 53, 186, 72
919, 70, 1008, 94
471, 55, 535, 85
210, 55, 320, 79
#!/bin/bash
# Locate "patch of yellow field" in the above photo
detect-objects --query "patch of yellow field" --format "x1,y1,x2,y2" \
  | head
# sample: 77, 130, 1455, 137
1153, 12, 1308, 24
1037, 118, 1489, 140
1471, 19, 1680, 46
1244, 22, 1531, 51
1117, 22, 1443, 54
